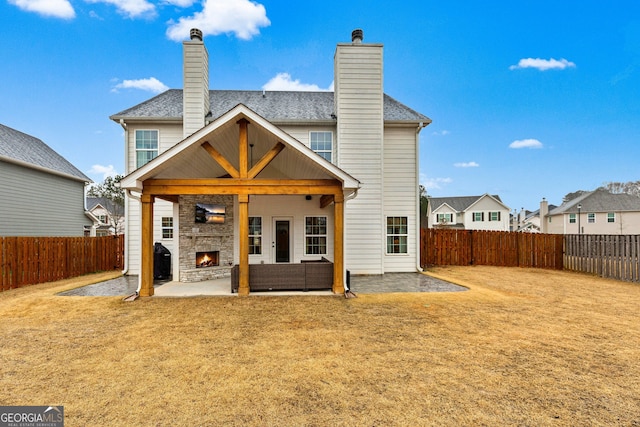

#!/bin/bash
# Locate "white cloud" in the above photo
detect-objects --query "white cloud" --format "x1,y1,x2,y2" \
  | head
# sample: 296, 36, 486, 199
88, 164, 119, 180
262, 73, 330, 92
9, 0, 75, 19
85, 0, 155, 18
166, 0, 270, 41
509, 58, 576, 71
112, 77, 169, 93
422, 176, 453, 190
509, 138, 543, 149
432, 130, 450, 136
164, 0, 197, 6
454, 161, 479, 168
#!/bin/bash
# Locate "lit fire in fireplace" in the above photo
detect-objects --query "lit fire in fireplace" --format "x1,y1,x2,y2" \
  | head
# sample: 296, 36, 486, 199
196, 251, 219, 268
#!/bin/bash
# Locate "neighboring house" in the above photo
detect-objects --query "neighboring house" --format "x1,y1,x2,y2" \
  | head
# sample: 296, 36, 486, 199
541, 190, 640, 234
427, 194, 510, 231
513, 201, 557, 233
0, 123, 92, 236
86, 197, 125, 236
112, 29, 431, 296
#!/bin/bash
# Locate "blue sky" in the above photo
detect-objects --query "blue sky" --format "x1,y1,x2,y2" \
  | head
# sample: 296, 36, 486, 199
2, 0, 639, 212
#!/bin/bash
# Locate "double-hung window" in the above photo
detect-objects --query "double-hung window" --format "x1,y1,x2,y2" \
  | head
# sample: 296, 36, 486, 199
588, 213, 596, 223
569, 213, 576, 224
310, 131, 332, 162
387, 216, 408, 254
607, 213, 615, 223
136, 130, 158, 168
489, 211, 501, 221
473, 212, 484, 222
161, 217, 173, 239
249, 217, 262, 255
305, 216, 327, 255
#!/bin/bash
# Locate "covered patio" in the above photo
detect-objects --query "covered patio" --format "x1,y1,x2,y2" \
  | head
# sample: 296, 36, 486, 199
120, 104, 359, 297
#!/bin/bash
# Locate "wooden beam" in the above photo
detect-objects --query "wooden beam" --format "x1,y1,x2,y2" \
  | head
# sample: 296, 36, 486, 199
320, 194, 334, 209
238, 119, 249, 179
248, 141, 285, 179
201, 142, 239, 178
140, 194, 154, 297
144, 179, 344, 197
238, 194, 250, 296
333, 193, 345, 294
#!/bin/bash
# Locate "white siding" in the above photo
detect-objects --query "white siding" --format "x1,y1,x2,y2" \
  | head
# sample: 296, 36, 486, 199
0, 160, 89, 236
236, 195, 335, 265
463, 197, 510, 231
335, 43, 385, 274
383, 127, 418, 272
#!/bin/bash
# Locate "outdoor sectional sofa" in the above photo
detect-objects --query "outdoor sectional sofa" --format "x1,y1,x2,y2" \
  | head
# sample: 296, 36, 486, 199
231, 258, 333, 292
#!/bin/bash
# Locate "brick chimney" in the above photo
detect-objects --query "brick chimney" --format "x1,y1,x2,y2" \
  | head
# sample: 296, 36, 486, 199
183, 28, 210, 138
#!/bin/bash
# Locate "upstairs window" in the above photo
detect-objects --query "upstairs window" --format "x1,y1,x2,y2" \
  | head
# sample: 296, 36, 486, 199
310, 131, 332, 162
607, 213, 615, 223
473, 212, 484, 222
569, 213, 576, 224
436, 213, 453, 224
588, 213, 596, 223
489, 211, 501, 221
136, 130, 158, 168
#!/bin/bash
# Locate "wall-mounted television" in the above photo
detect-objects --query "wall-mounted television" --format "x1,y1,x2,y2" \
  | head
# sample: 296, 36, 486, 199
195, 203, 226, 224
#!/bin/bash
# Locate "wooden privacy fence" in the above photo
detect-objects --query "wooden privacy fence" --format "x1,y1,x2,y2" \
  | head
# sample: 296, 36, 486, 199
564, 234, 640, 282
0, 235, 124, 292
421, 229, 564, 269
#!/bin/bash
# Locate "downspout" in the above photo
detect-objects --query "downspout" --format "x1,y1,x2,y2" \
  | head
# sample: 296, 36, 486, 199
415, 122, 427, 272
119, 119, 131, 277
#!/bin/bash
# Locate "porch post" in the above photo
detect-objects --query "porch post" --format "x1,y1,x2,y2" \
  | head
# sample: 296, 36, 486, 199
140, 193, 155, 297
333, 193, 345, 293
238, 193, 250, 295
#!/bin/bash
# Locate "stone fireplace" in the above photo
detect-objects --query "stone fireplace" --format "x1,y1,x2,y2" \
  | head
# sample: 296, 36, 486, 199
179, 195, 234, 282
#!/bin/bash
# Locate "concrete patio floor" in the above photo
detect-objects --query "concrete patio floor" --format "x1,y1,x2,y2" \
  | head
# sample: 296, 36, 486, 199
58, 272, 467, 297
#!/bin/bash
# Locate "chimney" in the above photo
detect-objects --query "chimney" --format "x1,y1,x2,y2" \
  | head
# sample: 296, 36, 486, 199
334, 29, 385, 272
540, 198, 549, 233
183, 28, 210, 138
351, 29, 363, 44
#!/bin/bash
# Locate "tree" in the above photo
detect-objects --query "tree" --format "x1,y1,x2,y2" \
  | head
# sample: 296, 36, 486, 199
87, 175, 125, 234
600, 180, 640, 197
419, 185, 429, 228
562, 190, 588, 203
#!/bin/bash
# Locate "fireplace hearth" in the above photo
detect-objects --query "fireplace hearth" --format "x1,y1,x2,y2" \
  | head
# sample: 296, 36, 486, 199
196, 251, 219, 268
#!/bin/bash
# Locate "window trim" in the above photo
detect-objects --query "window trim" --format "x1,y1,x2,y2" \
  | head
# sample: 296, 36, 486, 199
161, 217, 173, 239
386, 216, 408, 255
309, 131, 333, 162
305, 216, 328, 255
135, 129, 159, 169
249, 216, 262, 255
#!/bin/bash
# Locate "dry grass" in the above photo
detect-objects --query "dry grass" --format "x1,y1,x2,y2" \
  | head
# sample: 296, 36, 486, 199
1, 267, 639, 426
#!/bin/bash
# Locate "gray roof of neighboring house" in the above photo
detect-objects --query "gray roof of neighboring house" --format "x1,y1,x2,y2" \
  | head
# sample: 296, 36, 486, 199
110, 89, 431, 123
549, 189, 640, 215
428, 194, 504, 212
0, 123, 90, 182
87, 197, 118, 214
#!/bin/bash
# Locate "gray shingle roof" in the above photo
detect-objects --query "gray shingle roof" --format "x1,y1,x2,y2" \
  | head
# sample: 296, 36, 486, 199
549, 189, 640, 214
428, 194, 504, 212
110, 89, 431, 123
0, 123, 90, 182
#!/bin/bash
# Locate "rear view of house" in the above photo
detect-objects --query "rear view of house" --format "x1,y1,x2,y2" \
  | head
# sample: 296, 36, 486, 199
0, 123, 91, 236
113, 29, 430, 295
